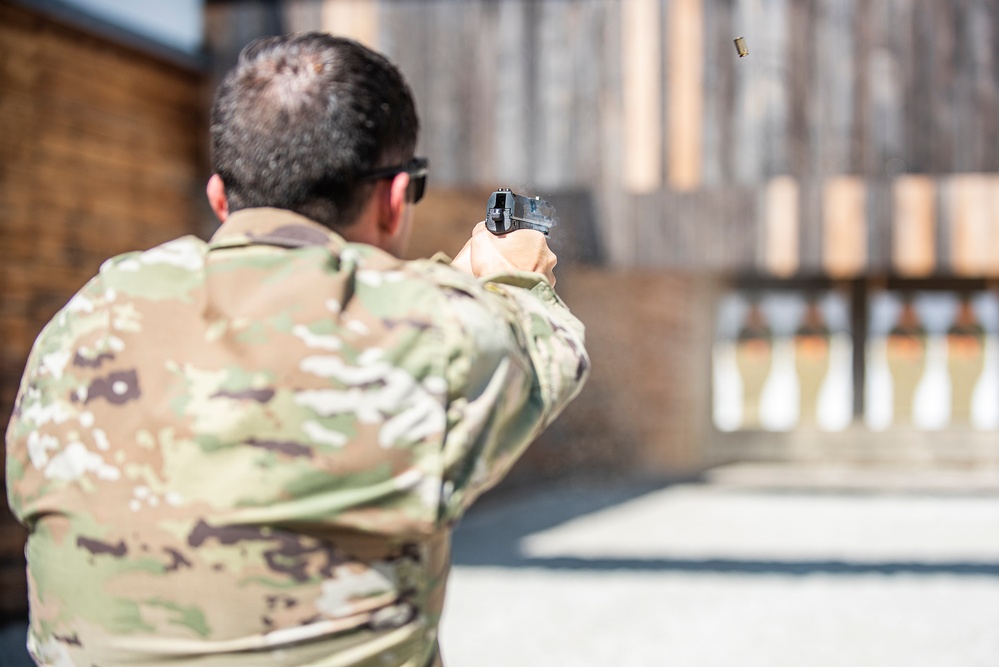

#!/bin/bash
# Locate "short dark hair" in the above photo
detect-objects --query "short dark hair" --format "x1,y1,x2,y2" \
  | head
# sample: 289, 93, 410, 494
210, 33, 419, 228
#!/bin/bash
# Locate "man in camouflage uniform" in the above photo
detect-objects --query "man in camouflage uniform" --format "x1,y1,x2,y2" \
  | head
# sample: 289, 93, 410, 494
6, 33, 588, 666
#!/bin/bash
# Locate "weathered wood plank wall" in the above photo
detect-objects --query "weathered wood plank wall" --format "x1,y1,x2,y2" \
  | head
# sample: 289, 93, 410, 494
0, 2, 206, 618
205, 0, 999, 276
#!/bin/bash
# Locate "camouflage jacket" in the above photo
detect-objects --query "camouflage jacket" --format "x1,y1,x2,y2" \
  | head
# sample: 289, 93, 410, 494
6, 208, 589, 667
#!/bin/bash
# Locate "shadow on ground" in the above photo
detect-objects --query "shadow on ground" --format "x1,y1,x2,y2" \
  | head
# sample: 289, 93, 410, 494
451, 474, 999, 577
0, 621, 31, 667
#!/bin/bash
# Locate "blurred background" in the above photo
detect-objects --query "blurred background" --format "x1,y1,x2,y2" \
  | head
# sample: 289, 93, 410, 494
2, 1, 999, 665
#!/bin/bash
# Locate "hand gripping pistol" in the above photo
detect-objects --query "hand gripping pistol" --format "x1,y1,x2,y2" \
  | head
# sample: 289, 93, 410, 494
485, 188, 557, 237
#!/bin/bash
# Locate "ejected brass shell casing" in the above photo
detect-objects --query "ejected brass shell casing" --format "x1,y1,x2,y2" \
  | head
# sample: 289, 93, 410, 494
734, 36, 749, 57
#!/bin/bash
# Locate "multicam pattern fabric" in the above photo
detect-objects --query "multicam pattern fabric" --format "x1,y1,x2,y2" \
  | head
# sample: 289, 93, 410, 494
6, 208, 589, 666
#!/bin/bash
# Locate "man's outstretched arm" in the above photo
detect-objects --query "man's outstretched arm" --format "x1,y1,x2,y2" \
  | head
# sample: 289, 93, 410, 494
436, 223, 589, 521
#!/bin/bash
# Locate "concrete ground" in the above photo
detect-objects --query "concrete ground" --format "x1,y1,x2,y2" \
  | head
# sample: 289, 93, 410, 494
441, 464, 999, 667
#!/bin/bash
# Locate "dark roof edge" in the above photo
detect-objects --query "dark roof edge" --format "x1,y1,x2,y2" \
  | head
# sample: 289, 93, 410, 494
9, 0, 208, 73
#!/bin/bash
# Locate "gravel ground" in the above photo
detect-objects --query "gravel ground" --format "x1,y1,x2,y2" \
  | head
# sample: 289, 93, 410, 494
440, 469, 999, 667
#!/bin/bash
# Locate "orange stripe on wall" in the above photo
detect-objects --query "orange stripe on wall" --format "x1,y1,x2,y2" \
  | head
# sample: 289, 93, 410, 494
823, 176, 867, 278
622, 0, 662, 193
322, 0, 379, 48
948, 174, 999, 277
667, 0, 703, 191
892, 175, 936, 277
764, 176, 799, 277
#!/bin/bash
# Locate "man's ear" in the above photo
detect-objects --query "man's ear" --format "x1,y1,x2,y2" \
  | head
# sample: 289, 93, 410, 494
206, 174, 229, 222
378, 172, 410, 240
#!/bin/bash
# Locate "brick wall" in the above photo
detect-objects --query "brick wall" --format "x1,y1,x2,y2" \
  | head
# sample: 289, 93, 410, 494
0, 2, 206, 618
518, 267, 719, 482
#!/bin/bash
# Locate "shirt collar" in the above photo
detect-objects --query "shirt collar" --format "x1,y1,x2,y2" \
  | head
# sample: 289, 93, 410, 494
208, 208, 347, 251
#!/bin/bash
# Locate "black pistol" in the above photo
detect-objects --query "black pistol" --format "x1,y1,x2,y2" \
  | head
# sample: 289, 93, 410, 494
485, 188, 557, 237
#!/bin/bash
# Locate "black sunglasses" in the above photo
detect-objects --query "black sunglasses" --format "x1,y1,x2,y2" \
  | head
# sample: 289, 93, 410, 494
356, 157, 429, 204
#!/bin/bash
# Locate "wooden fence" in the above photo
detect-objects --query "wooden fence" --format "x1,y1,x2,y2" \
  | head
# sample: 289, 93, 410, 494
205, 0, 999, 275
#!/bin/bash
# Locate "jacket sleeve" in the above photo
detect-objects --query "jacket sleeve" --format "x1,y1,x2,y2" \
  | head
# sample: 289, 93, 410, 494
433, 269, 589, 523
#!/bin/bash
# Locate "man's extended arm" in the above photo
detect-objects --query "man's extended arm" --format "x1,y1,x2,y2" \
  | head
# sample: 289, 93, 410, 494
436, 225, 589, 521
